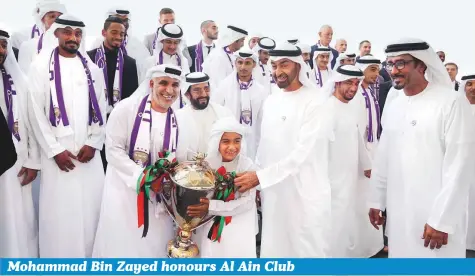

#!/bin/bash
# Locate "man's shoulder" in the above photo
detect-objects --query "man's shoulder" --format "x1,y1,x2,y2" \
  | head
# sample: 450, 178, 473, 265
87, 48, 98, 60
123, 54, 137, 66
188, 44, 197, 51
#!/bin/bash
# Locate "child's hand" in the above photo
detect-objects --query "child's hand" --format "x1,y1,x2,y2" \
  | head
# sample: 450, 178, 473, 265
187, 198, 210, 218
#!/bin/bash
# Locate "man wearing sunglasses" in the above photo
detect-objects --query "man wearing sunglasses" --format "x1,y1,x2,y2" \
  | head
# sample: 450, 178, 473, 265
368, 38, 475, 258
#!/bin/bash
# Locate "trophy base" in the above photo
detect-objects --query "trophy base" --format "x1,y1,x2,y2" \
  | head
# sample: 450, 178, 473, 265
166, 227, 199, 258
167, 239, 199, 258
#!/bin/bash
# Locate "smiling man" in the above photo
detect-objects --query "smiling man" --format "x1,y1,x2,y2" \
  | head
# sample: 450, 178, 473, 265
87, 16, 139, 171
27, 14, 106, 257
92, 65, 182, 257
234, 43, 332, 257
321, 65, 379, 257
368, 38, 475, 258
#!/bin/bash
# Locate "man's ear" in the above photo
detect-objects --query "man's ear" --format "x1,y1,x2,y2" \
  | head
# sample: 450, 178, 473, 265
54, 29, 60, 38
101, 29, 107, 38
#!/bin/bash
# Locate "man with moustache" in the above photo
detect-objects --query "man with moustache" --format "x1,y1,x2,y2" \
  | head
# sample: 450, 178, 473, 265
368, 38, 475, 258
88, 16, 139, 171
89, 8, 150, 68
175, 72, 233, 161
311, 47, 333, 90
334, 53, 356, 67
234, 43, 332, 257
27, 14, 106, 257
357, 40, 372, 59
321, 65, 378, 257
92, 65, 181, 257
188, 20, 218, 73
213, 48, 267, 160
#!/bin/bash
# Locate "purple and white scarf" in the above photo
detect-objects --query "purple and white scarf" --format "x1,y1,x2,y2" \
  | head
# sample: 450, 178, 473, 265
48, 47, 104, 138
94, 45, 124, 113
156, 50, 181, 67
37, 33, 44, 54
129, 94, 178, 167
361, 86, 381, 142
31, 24, 41, 39
121, 35, 128, 56
224, 47, 233, 69
194, 41, 204, 72
1, 66, 20, 141
237, 74, 253, 126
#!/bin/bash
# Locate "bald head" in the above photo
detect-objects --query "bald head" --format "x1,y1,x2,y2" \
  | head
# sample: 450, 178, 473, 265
318, 25, 333, 47
335, 39, 347, 53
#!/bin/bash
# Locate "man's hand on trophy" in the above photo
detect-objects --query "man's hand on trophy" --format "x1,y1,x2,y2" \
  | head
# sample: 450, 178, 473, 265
187, 198, 210, 217
234, 171, 259, 193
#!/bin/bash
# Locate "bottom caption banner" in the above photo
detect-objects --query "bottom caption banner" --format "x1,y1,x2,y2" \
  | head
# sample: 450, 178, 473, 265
1, 258, 474, 275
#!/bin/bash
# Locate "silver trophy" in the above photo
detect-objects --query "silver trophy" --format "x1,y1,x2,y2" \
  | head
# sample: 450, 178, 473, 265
160, 158, 216, 258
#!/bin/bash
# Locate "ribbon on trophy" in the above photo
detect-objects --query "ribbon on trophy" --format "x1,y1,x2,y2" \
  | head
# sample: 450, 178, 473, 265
136, 151, 178, 237
207, 166, 237, 242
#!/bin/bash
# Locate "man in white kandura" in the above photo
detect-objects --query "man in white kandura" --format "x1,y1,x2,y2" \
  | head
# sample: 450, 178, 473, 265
175, 72, 233, 161
93, 65, 183, 257
234, 43, 331, 257
251, 37, 276, 95
142, 23, 190, 79
10, 0, 63, 49
368, 38, 475, 258
0, 26, 39, 258
213, 48, 267, 160
322, 65, 382, 257
311, 46, 333, 91
351, 55, 385, 255
202, 25, 248, 89
18, 1, 66, 74
460, 74, 475, 253
27, 14, 106, 257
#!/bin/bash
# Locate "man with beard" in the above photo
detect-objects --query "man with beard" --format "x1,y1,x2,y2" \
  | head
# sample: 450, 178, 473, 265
321, 65, 378, 257
88, 16, 139, 171
334, 39, 347, 53
234, 43, 332, 257
334, 53, 356, 67
175, 72, 233, 161
0, 27, 39, 257
89, 8, 150, 70
357, 40, 372, 59
213, 48, 267, 160
368, 38, 475, 258
347, 56, 385, 257
202, 25, 248, 89
92, 65, 181, 257
188, 20, 218, 73
27, 14, 106, 257
252, 37, 276, 95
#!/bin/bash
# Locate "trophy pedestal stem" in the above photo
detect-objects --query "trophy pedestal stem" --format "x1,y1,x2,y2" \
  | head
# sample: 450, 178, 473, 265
167, 226, 199, 258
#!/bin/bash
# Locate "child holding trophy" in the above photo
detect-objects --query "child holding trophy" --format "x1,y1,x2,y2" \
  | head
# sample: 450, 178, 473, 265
187, 117, 258, 257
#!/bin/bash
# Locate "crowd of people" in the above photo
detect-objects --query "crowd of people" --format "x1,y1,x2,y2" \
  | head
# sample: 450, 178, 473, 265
1, 0, 474, 259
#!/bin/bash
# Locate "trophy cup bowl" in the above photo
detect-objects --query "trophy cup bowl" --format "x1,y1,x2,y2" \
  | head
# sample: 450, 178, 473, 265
160, 160, 216, 258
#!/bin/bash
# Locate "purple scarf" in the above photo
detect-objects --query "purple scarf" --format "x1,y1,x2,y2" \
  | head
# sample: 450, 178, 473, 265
195, 41, 204, 72
94, 45, 124, 107
361, 86, 381, 142
31, 24, 40, 39
48, 47, 104, 128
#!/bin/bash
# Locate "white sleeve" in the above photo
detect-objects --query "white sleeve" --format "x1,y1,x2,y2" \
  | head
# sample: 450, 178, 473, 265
105, 101, 144, 190
85, 69, 107, 151
208, 188, 256, 217
368, 130, 389, 211
427, 98, 475, 234
19, 84, 41, 170
358, 129, 372, 171
256, 99, 329, 189
18, 42, 33, 75
27, 62, 66, 159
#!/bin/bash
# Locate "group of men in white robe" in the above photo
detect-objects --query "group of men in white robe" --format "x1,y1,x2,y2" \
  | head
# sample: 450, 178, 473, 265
1, 0, 475, 260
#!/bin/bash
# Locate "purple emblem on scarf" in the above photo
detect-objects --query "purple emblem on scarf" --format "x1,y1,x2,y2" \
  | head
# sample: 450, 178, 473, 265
31, 24, 40, 39
362, 86, 381, 142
